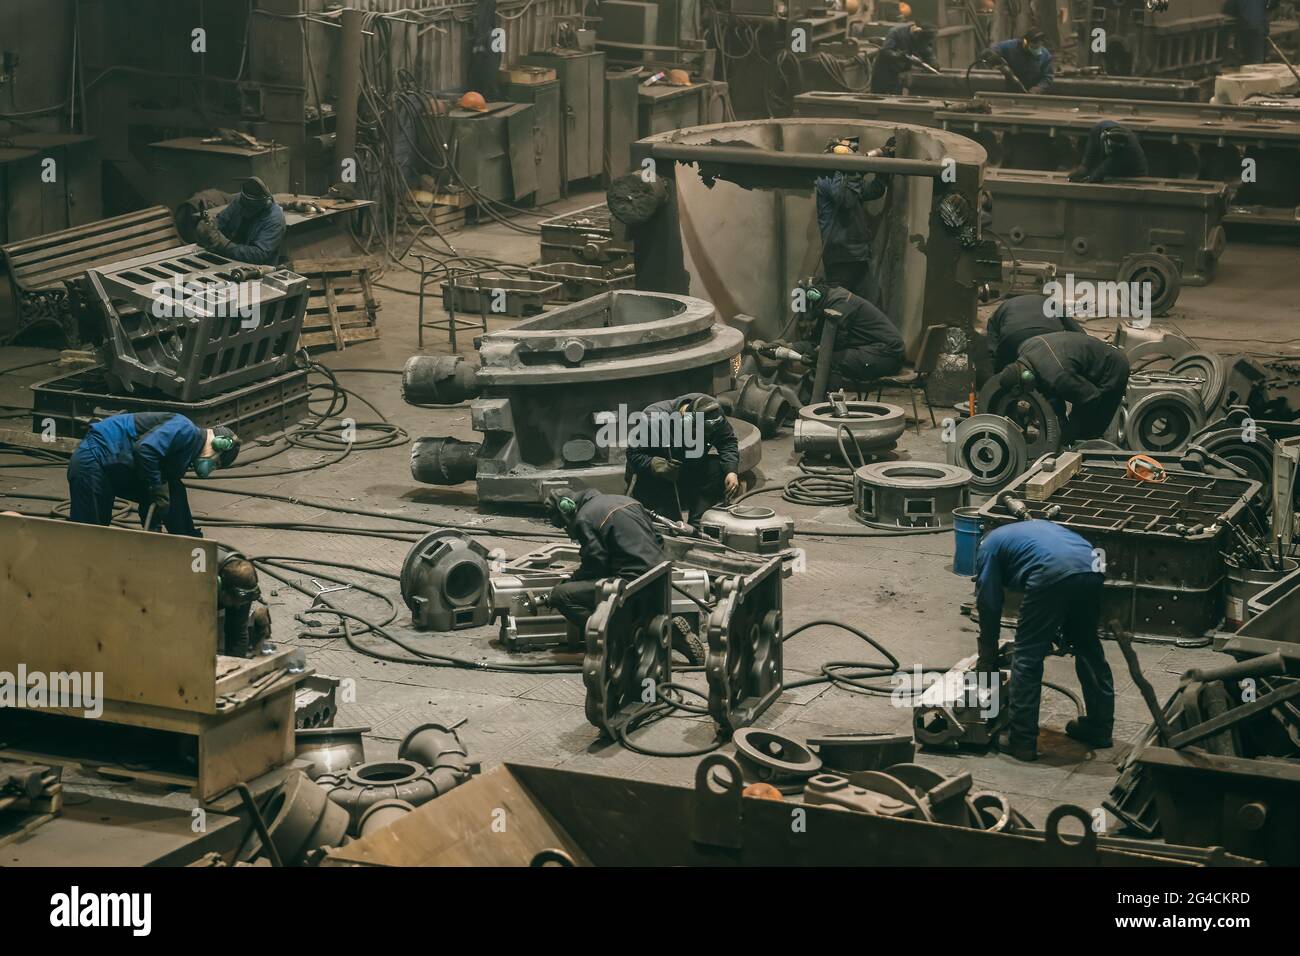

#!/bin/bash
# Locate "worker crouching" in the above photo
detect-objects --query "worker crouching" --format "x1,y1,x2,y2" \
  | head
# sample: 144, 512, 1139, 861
624, 393, 739, 526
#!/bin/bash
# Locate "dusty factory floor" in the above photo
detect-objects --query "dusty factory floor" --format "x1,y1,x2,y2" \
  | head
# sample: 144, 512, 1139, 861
3, 195, 1297, 831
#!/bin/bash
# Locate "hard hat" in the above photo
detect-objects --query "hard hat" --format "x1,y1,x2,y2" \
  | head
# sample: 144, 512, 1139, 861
667, 69, 692, 86
899, 2, 912, 18
844, 0, 860, 13
458, 91, 488, 112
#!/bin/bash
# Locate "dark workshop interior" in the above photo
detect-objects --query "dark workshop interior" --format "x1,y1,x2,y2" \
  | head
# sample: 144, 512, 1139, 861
1, 0, 1299, 893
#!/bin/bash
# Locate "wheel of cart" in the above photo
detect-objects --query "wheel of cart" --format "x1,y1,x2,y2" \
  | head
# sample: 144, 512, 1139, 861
1117, 252, 1181, 317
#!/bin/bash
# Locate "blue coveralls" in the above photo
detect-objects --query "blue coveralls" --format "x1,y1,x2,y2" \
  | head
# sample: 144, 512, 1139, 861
975, 520, 1115, 746
66, 413, 207, 536
1233, 0, 1271, 64
815, 169, 889, 301
990, 38, 1054, 93
215, 200, 287, 265
870, 23, 937, 94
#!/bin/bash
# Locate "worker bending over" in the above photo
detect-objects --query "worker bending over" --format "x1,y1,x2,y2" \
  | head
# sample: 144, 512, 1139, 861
870, 22, 939, 94
625, 393, 740, 526
1068, 121, 1149, 183
975, 520, 1115, 762
793, 282, 905, 400
999, 331, 1130, 444
986, 29, 1054, 93
67, 413, 241, 536
195, 176, 286, 265
986, 293, 1085, 374
815, 136, 893, 301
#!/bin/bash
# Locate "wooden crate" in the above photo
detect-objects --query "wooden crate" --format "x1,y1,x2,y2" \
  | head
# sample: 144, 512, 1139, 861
290, 255, 382, 351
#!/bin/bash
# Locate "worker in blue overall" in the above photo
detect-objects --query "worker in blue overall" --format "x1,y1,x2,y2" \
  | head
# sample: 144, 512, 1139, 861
66, 413, 241, 536
975, 520, 1115, 762
986, 28, 1055, 93
196, 176, 286, 265
870, 22, 939, 94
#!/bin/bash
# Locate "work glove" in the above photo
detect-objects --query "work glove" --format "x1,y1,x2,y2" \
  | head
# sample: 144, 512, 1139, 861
880, 137, 897, 158
650, 457, 680, 481
194, 219, 222, 246
148, 484, 170, 527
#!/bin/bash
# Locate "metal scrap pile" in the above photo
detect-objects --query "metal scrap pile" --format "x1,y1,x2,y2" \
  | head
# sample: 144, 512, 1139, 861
1105, 621, 1300, 865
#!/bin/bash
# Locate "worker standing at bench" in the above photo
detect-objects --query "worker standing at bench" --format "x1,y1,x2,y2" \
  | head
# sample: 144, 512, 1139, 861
1068, 121, 1149, 184
67, 412, 241, 537
975, 520, 1115, 762
195, 176, 286, 265
985, 29, 1055, 93
999, 331, 1130, 444
870, 22, 939, 94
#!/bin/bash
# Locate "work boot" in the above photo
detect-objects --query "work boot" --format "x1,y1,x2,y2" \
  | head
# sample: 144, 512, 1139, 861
996, 731, 1038, 762
671, 617, 706, 666
1065, 717, 1114, 749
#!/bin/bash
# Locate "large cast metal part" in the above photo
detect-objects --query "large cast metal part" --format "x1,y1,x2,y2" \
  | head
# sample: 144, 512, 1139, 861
628, 118, 990, 354
978, 457, 1262, 642
406, 290, 758, 505
1168, 352, 1227, 413
720, 373, 797, 439
706, 556, 784, 731
357, 799, 416, 837
85, 244, 309, 402
976, 379, 1062, 459
1126, 333, 1196, 371
401, 354, 480, 405
732, 728, 820, 786
1122, 386, 1205, 455
908, 69, 1201, 102
948, 414, 1028, 495
793, 400, 907, 458
1076, 0, 1232, 81
295, 725, 368, 780
295, 674, 340, 729
793, 91, 1300, 228
1187, 407, 1276, 498
912, 653, 1010, 750
698, 505, 794, 555
582, 562, 674, 736
399, 529, 492, 631
985, 169, 1226, 301
245, 770, 350, 866
853, 461, 972, 530
321, 756, 1252, 866
806, 733, 915, 773
319, 757, 474, 834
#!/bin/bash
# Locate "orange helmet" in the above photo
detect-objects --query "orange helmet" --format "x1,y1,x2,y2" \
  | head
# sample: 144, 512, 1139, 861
458, 91, 488, 112
667, 69, 692, 86
899, 2, 913, 17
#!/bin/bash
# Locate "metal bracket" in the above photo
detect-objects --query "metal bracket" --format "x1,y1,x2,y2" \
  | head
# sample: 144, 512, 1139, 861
582, 561, 674, 736
706, 555, 784, 731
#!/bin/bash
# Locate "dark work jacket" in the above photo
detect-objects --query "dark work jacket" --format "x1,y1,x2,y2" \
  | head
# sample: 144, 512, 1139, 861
1078, 121, 1149, 182
987, 294, 1085, 372
1231, 0, 1272, 32
814, 286, 905, 358
815, 170, 889, 266
568, 490, 666, 583
79, 412, 206, 489
1017, 331, 1130, 406
215, 200, 287, 264
625, 393, 740, 478
990, 39, 1054, 92
871, 23, 938, 93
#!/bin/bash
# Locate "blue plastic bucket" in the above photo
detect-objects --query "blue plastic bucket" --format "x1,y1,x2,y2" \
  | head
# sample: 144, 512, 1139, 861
952, 507, 983, 577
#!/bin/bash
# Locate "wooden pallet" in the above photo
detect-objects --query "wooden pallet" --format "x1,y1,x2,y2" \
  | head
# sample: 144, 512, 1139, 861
290, 256, 382, 351
403, 196, 468, 233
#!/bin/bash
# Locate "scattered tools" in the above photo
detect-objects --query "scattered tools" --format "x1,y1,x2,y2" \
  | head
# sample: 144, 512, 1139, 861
1109, 619, 1174, 743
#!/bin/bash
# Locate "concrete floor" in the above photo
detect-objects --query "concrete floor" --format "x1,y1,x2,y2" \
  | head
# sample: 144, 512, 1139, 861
2, 195, 1295, 837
